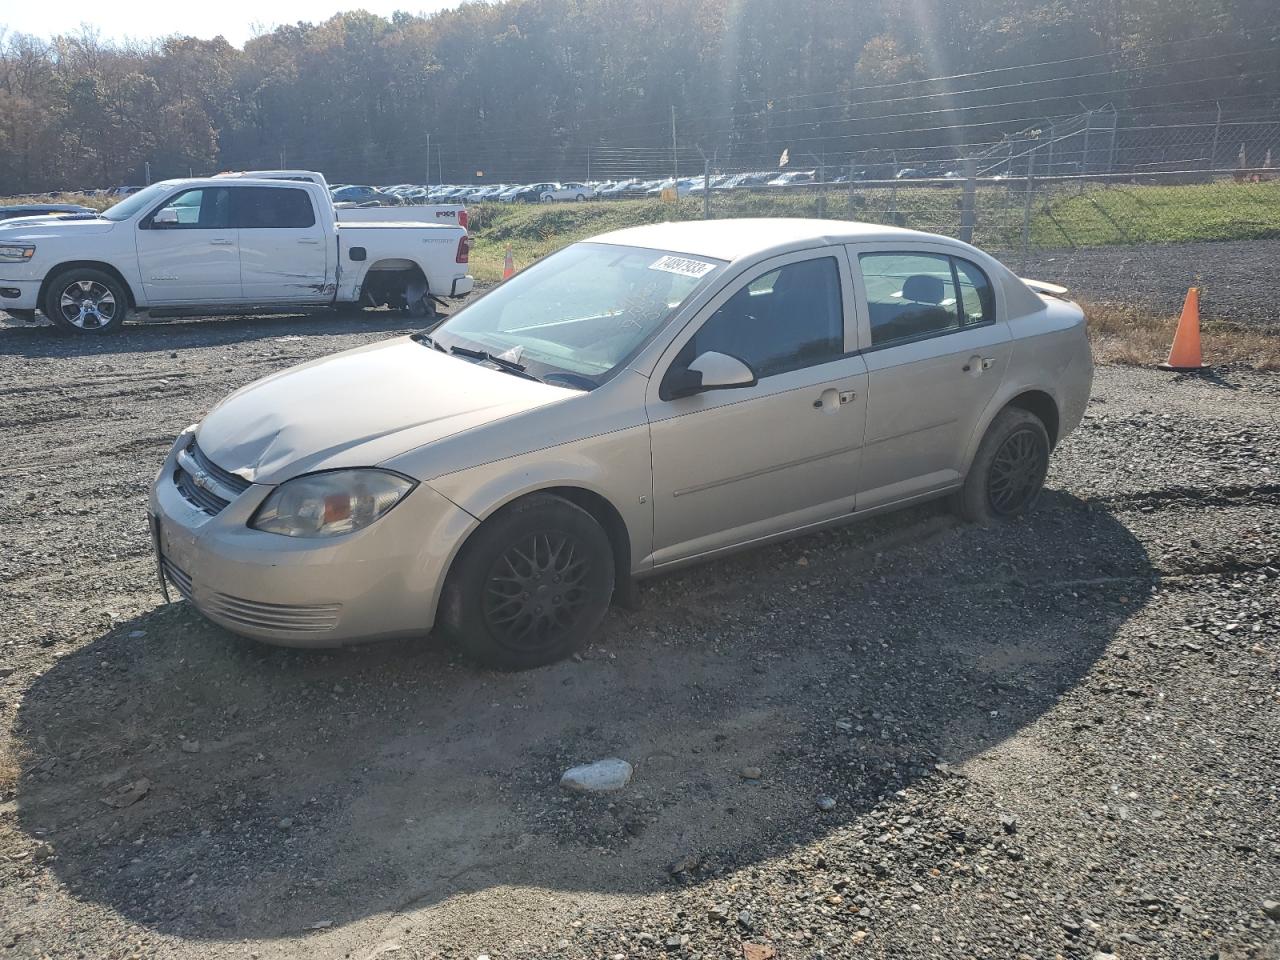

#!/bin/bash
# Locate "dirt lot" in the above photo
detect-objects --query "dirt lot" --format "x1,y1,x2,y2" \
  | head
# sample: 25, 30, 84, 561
1, 308, 1278, 960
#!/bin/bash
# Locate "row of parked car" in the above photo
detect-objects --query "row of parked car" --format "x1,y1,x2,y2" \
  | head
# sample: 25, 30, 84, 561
326, 165, 1005, 207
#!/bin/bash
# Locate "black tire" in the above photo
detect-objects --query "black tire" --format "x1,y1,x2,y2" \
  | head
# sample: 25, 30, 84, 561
43, 268, 129, 334
439, 494, 614, 670
955, 407, 1051, 524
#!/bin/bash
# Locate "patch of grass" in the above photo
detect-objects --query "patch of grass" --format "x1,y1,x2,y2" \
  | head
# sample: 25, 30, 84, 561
1084, 301, 1280, 370
10, 191, 114, 212
1031, 179, 1280, 247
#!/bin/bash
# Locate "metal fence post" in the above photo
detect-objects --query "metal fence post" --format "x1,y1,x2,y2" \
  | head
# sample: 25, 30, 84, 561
1079, 110, 1091, 195
889, 151, 898, 223
960, 157, 976, 243
703, 157, 710, 220
1021, 145, 1037, 268
848, 160, 856, 215
1210, 101, 1222, 171
816, 159, 826, 218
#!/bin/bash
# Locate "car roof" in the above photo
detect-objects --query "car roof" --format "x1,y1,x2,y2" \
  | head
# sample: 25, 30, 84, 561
590, 217, 938, 262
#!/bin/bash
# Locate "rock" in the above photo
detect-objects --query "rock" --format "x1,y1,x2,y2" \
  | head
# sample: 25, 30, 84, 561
664, 934, 688, 950
739, 766, 763, 780
181, 740, 200, 754
999, 814, 1018, 834
560, 758, 633, 793
362, 942, 403, 959
30, 841, 54, 862
307, 920, 335, 930
742, 944, 777, 960
709, 902, 731, 922
0, 666, 14, 679
128, 630, 146, 638
737, 909, 754, 929
1262, 899, 1280, 920
101, 778, 150, 809
668, 853, 700, 875
278, 818, 294, 830
816, 795, 837, 812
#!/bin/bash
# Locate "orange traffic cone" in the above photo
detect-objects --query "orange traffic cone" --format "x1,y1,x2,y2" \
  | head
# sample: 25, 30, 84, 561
502, 247, 515, 280
1158, 287, 1208, 372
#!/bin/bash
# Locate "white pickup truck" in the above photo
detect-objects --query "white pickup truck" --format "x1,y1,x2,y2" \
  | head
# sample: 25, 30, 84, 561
0, 170, 474, 334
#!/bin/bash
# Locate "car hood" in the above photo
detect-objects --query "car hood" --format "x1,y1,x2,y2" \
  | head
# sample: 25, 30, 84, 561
0, 218, 115, 238
195, 337, 577, 485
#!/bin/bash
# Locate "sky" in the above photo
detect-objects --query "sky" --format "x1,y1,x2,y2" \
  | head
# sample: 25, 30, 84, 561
2, 0, 465, 48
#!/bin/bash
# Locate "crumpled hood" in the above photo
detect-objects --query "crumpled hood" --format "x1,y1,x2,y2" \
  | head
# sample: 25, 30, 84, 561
196, 337, 576, 485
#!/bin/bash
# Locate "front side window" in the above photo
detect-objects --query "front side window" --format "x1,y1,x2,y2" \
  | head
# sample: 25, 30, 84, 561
433, 242, 724, 388
235, 187, 316, 229
684, 256, 845, 378
147, 188, 233, 229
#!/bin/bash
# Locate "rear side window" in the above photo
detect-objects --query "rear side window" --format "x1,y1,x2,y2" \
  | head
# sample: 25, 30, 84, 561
860, 252, 996, 347
235, 187, 316, 229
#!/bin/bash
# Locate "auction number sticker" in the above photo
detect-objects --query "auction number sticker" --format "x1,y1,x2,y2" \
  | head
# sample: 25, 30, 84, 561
649, 255, 716, 278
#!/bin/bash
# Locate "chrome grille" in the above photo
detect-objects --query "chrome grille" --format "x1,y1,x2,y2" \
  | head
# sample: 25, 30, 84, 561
161, 557, 341, 636
172, 437, 250, 515
174, 467, 229, 514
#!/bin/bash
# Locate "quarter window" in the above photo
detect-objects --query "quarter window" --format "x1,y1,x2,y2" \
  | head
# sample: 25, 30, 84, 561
685, 256, 845, 378
954, 257, 995, 326
235, 187, 317, 229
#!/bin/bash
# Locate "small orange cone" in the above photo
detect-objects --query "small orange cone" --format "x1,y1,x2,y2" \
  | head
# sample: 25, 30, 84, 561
1158, 287, 1208, 372
502, 247, 515, 280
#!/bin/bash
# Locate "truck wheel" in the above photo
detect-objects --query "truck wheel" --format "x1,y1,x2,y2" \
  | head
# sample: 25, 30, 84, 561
439, 494, 614, 670
43, 269, 128, 334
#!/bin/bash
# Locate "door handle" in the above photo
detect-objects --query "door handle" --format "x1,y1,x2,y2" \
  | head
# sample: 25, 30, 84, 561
813, 387, 852, 409
962, 355, 995, 373
297, 239, 320, 245
209, 238, 234, 245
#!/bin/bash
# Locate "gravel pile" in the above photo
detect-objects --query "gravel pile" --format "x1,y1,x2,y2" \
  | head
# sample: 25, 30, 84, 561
0, 314, 1277, 960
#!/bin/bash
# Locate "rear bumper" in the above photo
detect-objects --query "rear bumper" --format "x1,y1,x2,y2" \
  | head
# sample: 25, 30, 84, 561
0, 279, 41, 311
449, 275, 474, 297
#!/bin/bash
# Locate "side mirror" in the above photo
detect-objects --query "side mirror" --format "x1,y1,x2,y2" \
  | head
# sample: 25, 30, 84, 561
151, 207, 179, 226
661, 351, 758, 401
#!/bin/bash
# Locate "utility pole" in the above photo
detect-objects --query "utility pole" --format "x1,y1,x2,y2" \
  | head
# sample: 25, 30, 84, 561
586, 144, 591, 183
425, 133, 431, 192
671, 105, 678, 180
144, 161, 151, 185
438, 142, 444, 185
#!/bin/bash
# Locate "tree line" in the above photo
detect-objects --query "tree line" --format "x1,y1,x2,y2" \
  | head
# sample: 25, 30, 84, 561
1, 0, 1277, 195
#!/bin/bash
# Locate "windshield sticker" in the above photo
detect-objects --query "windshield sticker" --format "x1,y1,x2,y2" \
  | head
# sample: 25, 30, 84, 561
649, 255, 716, 278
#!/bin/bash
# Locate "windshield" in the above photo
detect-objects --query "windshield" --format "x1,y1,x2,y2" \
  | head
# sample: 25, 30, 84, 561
432, 242, 725, 389
101, 183, 173, 221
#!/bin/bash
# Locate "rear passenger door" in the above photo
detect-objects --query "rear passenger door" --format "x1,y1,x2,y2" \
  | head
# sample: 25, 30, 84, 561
233, 186, 330, 303
848, 245, 1012, 509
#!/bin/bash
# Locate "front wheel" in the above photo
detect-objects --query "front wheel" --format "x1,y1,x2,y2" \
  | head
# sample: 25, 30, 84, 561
955, 407, 1050, 523
43, 269, 129, 334
439, 494, 614, 670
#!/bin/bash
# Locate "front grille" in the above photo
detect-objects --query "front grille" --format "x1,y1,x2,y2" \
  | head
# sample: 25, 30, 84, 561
174, 467, 230, 514
173, 437, 251, 515
161, 557, 341, 636
188, 438, 251, 494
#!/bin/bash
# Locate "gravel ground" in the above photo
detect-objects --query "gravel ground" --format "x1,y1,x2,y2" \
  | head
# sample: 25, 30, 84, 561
1016, 239, 1280, 328
0, 308, 1278, 960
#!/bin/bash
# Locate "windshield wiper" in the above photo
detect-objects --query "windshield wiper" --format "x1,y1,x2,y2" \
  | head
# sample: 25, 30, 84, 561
411, 332, 447, 352
447, 344, 543, 382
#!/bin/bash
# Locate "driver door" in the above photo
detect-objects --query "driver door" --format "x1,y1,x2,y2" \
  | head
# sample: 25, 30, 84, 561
646, 249, 869, 566
134, 186, 242, 304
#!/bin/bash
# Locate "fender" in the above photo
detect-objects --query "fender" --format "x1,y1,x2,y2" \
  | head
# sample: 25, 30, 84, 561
39, 258, 147, 309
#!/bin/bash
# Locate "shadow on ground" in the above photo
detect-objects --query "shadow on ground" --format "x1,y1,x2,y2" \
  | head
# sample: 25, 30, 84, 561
13, 492, 1151, 939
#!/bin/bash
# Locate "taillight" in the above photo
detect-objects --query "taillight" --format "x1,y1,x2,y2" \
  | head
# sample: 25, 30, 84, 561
458, 208, 469, 229
455, 235, 470, 264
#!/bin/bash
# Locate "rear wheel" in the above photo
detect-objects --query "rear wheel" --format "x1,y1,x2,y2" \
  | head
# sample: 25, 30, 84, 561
440, 494, 614, 670
43, 268, 129, 334
955, 407, 1050, 523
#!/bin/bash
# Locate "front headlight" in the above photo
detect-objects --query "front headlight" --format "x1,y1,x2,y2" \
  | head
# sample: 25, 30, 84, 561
250, 469, 416, 538
0, 244, 36, 262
